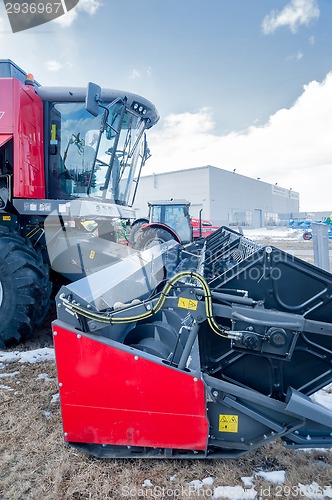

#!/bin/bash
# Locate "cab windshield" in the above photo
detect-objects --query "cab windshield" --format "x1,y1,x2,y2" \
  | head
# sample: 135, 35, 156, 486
51, 101, 148, 206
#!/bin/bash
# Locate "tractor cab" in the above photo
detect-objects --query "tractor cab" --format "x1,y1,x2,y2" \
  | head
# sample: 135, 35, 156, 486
131, 200, 193, 249
148, 200, 192, 243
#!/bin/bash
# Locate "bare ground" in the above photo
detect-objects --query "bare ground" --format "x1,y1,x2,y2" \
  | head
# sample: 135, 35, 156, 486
1, 239, 332, 499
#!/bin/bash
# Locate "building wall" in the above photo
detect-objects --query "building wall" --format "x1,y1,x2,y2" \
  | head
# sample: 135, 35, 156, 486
133, 167, 210, 219
208, 167, 299, 227
133, 166, 300, 227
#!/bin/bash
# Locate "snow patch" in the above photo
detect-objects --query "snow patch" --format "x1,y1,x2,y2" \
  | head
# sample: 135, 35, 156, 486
203, 477, 214, 486
255, 470, 285, 484
37, 373, 54, 382
311, 388, 332, 412
243, 227, 303, 242
0, 384, 14, 391
142, 479, 153, 487
241, 477, 254, 487
298, 481, 332, 499
0, 371, 20, 378
213, 485, 257, 499
51, 392, 59, 404
0, 348, 55, 364
189, 480, 203, 489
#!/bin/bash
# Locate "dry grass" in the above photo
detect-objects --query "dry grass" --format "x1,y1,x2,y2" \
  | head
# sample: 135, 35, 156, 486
1, 240, 332, 499
1, 331, 332, 499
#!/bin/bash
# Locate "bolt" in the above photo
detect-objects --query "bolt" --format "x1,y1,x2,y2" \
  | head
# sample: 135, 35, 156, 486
64, 432, 68, 437
57, 304, 61, 308
240, 437, 245, 442
77, 334, 81, 339
212, 390, 218, 397
53, 331, 58, 336
134, 355, 139, 361
59, 382, 63, 387
193, 377, 198, 382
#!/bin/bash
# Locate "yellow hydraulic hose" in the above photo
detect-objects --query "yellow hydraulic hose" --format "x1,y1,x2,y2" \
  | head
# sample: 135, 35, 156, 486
60, 271, 230, 338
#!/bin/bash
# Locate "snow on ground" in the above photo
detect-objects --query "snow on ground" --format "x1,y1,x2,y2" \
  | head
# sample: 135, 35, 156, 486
243, 227, 304, 241
0, 347, 55, 364
1, 343, 332, 499
255, 470, 285, 484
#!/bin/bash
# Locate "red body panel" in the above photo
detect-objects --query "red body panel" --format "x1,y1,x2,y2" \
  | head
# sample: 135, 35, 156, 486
0, 134, 12, 147
191, 218, 219, 238
0, 78, 45, 198
53, 323, 209, 451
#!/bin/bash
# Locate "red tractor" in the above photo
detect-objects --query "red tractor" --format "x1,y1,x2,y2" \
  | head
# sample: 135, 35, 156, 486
0, 59, 159, 347
130, 200, 219, 249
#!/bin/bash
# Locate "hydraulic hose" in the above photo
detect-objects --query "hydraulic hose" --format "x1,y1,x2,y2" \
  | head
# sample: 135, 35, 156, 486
60, 271, 231, 338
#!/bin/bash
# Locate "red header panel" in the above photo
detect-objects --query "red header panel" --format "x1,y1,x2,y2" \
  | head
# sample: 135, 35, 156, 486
0, 78, 45, 198
53, 323, 209, 451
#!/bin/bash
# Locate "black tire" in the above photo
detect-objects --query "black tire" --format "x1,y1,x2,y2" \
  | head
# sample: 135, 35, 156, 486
0, 227, 51, 347
129, 220, 147, 248
135, 227, 174, 250
33, 245, 52, 327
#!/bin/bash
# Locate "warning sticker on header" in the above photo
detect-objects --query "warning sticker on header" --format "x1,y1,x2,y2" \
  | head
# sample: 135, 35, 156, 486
177, 297, 198, 311
219, 414, 238, 433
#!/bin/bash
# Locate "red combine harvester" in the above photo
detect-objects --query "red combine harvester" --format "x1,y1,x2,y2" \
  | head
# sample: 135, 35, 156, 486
0, 59, 159, 347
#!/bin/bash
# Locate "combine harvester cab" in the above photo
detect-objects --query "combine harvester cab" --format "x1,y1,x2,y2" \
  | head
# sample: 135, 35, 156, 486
52, 225, 332, 459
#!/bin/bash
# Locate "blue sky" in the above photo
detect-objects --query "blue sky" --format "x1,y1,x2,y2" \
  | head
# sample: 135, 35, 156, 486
1, 0, 332, 211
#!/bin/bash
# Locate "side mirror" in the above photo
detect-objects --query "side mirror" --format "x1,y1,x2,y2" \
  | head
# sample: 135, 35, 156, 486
85, 82, 101, 117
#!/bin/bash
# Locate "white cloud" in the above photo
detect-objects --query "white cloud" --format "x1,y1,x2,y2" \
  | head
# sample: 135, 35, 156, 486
146, 73, 332, 212
55, 8, 78, 27
262, 0, 320, 35
130, 68, 141, 80
286, 50, 304, 61
45, 59, 62, 71
78, 0, 101, 15
129, 66, 152, 80
308, 34, 315, 45
55, 0, 102, 27
0, 15, 6, 32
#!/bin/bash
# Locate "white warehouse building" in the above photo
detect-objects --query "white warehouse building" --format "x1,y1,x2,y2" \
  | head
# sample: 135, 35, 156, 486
133, 165, 300, 228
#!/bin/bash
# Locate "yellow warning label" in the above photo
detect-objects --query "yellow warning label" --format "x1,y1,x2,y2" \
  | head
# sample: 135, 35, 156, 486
2, 216, 11, 221
51, 124, 57, 141
219, 414, 238, 433
89, 250, 96, 259
177, 297, 198, 311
